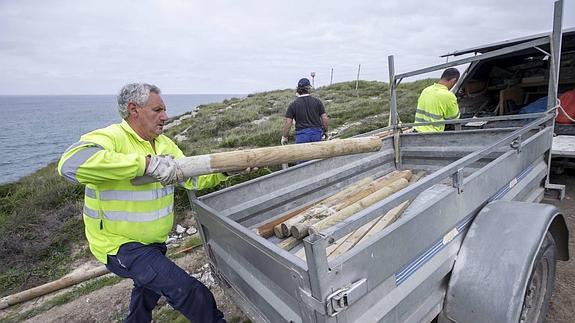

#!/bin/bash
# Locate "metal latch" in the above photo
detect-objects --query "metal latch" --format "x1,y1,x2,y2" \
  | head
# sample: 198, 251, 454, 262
510, 136, 522, 153
452, 168, 464, 194
326, 278, 368, 317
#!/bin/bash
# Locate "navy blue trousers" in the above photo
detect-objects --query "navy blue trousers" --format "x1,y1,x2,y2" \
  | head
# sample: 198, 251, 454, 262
295, 127, 323, 144
106, 242, 225, 323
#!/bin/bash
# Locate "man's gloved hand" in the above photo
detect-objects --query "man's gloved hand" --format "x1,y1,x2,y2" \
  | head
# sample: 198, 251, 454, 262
145, 155, 184, 186
281, 136, 288, 145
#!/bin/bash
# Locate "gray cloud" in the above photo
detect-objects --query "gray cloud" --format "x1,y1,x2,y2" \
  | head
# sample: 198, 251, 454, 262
0, 0, 573, 94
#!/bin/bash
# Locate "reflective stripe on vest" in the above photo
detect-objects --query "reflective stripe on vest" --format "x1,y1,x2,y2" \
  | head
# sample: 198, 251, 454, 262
64, 141, 96, 153
445, 111, 460, 120
414, 117, 430, 124
83, 204, 173, 222
60, 143, 103, 183
83, 205, 99, 219
85, 187, 97, 199
415, 108, 443, 121
86, 186, 174, 201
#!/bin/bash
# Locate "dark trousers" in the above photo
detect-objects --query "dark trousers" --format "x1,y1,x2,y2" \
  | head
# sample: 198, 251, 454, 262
295, 127, 323, 144
106, 242, 225, 323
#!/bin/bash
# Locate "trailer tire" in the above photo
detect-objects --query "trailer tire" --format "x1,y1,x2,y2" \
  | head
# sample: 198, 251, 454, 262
519, 232, 557, 323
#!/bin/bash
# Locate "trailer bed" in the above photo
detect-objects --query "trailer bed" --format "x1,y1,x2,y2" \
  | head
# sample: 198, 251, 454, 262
189, 116, 552, 323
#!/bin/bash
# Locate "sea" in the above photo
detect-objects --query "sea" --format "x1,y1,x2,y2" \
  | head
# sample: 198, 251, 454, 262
0, 94, 242, 184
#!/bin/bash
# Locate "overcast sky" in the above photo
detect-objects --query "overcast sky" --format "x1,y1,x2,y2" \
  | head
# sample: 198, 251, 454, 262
1, 0, 573, 95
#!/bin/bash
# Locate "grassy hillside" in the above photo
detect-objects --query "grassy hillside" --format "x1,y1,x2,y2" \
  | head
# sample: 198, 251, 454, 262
0, 79, 434, 298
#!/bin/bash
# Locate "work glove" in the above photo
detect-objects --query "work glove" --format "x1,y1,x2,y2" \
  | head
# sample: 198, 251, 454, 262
145, 155, 184, 186
281, 136, 288, 145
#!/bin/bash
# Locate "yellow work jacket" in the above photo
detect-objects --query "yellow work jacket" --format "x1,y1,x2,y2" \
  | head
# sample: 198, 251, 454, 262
58, 120, 226, 263
413, 83, 460, 132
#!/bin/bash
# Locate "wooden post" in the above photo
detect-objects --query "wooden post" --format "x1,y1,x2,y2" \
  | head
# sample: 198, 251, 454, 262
274, 224, 286, 238
355, 201, 410, 247
0, 266, 109, 310
254, 202, 316, 238
327, 220, 377, 259
308, 178, 409, 235
277, 237, 300, 251
328, 171, 426, 259
388, 55, 398, 127
280, 176, 375, 237
330, 68, 334, 86
287, 170, 412, 239
328, 201, 410, 260
132, 137, 382, 185
355, 64, 361, 95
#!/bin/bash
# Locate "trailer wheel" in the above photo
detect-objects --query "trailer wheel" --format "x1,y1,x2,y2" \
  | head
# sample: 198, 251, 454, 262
519, 233, 557, 323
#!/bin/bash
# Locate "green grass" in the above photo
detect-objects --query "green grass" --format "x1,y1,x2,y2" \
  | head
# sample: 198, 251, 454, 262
152, 306, 251, 323
0, 79, 433, 312
152, 306, 190, 323
167, 234, 203, 259
0, 163, 87, 297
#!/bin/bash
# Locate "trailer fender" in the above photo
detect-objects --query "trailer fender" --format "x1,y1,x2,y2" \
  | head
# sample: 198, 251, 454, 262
441, 200, 569, 323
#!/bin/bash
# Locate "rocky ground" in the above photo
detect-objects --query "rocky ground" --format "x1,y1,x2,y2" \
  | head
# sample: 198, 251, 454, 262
544, 169, 575, 323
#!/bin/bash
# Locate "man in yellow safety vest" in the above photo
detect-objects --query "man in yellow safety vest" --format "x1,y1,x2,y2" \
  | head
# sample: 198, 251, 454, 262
58, 83, 227, 323
414, 68, 461, 133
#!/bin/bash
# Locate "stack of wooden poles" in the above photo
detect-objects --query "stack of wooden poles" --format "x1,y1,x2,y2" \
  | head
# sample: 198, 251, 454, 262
254, 169, 425, 261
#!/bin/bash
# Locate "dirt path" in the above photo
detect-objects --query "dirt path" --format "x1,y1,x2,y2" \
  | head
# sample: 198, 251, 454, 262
0, 249, 247, 323
544, 170, 575, 323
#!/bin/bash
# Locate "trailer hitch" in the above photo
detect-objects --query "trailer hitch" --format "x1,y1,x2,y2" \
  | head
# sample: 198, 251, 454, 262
326, 278, 368, 317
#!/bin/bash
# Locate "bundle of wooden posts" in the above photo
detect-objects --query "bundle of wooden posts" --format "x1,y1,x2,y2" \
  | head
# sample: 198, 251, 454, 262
298, 171, 425, 260
255, 169, 425, 259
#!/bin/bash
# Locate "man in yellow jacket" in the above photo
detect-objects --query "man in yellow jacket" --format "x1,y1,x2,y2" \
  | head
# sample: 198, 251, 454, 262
58, 83, 227, 323
414, 68, 461, 133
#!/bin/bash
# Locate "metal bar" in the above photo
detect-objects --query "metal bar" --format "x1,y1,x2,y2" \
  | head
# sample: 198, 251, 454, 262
358, 111, 547, 136
534, 46, 551, 57
321, 114, 553, 241
546, 0, 564, 189
547, 0, 563, 110
388, 55, 398, 127
303, 233, 331, 305
440, 27, 574, 58
452, 169, 464, 194
401, 111, 550, 128
547, 0, 563, 109
395, 37, 550, 80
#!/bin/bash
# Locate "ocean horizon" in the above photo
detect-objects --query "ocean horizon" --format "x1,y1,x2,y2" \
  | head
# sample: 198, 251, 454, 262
0, 94, 243, 184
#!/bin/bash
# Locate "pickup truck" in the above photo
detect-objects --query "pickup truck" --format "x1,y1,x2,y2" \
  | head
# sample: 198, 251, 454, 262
188, 1, 570, 322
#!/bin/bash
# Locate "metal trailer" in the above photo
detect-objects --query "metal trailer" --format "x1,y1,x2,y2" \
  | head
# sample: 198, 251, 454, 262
188, 2, 570, 322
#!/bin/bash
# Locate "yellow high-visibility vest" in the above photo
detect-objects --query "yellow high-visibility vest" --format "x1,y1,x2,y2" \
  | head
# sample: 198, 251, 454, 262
58, 120, 226, 263
414, 83, 460, 133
